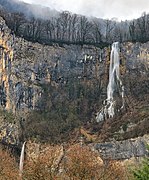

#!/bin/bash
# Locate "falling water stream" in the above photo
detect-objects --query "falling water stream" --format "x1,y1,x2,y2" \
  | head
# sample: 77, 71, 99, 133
19, 142, 26, 177
96, 42, 124, 122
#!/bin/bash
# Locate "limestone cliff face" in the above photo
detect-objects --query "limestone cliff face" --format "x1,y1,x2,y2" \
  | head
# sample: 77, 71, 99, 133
0, 16, 149, 147
0, 17, 103, 113
0, 17, 13, 110
0, 16, 148, 114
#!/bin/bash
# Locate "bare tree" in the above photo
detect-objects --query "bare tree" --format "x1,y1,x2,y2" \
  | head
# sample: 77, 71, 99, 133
129, 21, 137, 41
8, 12, 25, 34
136, 12, 148, 42
78, 16, 93, 43
104, 19, 115, 43
58, 11, 72, 41
93, 19, 103, 43
71, 14, 79, 42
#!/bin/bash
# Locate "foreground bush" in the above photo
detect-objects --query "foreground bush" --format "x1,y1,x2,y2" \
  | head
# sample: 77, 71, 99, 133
0, 148, 19, 180
63, 144, 128, 180
133, 145, 149, 180
133, 158, 149, 180
23, 145, 61, 180
61, 144, 102, 179
0, 143, 131, 180
23, 144, 129, 180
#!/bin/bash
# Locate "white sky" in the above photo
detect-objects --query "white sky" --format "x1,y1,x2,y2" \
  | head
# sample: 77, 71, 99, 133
20, 0, 149, 20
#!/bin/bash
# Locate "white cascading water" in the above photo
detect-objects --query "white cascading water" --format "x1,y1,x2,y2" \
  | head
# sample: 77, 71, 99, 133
19, 142, 26, 177
96, 42, 124, 122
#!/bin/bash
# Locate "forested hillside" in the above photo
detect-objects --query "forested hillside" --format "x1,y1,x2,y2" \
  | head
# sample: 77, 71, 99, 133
0, 0, 149, 47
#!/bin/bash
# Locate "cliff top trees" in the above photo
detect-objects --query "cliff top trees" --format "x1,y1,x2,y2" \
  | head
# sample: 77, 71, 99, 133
0, 7, 149, 46
0, 1, 149, 45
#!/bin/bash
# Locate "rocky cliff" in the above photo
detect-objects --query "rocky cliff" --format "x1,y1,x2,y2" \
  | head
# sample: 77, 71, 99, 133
0, 16, 102, 113
0, 16, 149, 148
93, 135, 149, 160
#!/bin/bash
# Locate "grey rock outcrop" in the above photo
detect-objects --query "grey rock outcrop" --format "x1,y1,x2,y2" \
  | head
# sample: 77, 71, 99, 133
93, 135, 149, 160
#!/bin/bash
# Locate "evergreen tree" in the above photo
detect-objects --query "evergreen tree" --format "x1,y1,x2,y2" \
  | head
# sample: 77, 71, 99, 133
133, 145, 149, 180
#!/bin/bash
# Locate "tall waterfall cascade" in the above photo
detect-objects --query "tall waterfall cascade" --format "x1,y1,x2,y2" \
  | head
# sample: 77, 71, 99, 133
19, 142, 26, 177
96, 42, 124, 122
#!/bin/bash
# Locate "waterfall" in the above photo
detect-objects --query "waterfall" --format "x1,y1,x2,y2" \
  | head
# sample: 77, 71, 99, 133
19, 142, 26, 177
96, 42, 124, 122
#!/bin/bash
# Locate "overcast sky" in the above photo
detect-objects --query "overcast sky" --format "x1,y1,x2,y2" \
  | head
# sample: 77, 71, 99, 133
20, 0, 149, 20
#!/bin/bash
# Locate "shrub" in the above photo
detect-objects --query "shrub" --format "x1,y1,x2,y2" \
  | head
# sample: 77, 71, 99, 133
133, 145, 149, 180
63, 144, 103, 179
0, 148, 19, 180
23, 146, 62, 180
63, 144, 127, 180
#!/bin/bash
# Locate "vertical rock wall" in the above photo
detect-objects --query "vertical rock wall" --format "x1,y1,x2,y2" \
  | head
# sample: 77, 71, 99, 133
0, 16, 148, 116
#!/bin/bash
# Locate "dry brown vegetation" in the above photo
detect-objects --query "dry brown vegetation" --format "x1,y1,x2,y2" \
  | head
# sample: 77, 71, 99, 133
62, 144, 103, 179
23, 144, 64, 179
23, 150, 56, 179
0, 143, 132, 180
23, 143, 131, 179
62, 144, 129, 180
0, 148, 19, 180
